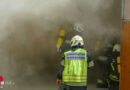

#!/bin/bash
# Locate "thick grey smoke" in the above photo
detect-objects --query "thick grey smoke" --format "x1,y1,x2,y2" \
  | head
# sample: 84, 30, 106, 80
0, 0, 121, 89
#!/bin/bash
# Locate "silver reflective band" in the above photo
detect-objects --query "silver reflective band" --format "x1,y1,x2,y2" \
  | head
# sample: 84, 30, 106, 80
88, 60, 94, 67
67, 52, 85, 60
60, 60, 65, 65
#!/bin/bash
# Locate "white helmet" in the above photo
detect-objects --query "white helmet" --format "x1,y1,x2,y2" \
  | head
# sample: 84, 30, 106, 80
113, 44, 121, 52
71, 35, 84, 47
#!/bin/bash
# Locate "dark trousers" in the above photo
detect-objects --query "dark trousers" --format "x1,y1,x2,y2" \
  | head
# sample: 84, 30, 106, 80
64, 86, 87, 90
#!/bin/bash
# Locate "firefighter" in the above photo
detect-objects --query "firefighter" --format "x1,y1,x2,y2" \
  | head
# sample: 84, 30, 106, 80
107, 44, 120, 90
56, 35, 94, 90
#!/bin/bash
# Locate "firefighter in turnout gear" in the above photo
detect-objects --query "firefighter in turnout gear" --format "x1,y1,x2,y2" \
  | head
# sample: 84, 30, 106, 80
56, 35, 94, 90
106, 44, 120, 90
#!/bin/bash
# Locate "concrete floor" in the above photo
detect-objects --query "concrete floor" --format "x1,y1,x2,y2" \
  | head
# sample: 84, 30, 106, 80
88, 84, 108, 90
4, 83, 108, 90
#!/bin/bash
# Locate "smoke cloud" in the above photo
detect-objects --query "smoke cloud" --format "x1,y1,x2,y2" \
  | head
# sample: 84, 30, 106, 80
0, 0, 121, 89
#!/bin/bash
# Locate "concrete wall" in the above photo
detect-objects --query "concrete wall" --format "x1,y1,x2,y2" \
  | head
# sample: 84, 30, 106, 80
124, 0, 130, 19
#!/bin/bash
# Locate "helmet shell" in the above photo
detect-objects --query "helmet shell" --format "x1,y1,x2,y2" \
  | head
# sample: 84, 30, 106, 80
113, 44, 120, 52
71, 35, 84, 47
